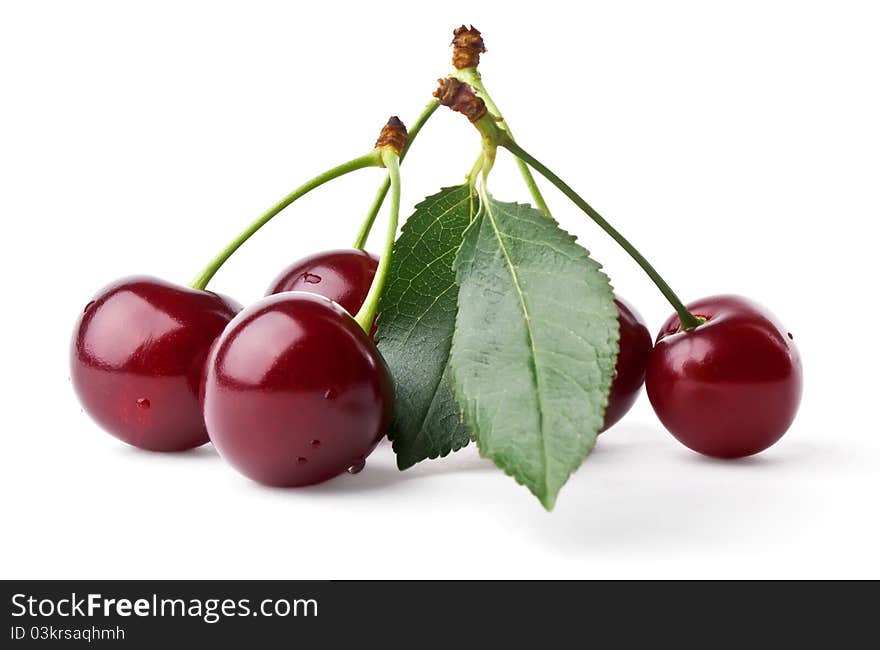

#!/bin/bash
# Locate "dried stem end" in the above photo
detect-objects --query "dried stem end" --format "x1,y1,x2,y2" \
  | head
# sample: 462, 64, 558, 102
433, 78, 488, 123
374, 116, 408, 156
451, 25, 486, 70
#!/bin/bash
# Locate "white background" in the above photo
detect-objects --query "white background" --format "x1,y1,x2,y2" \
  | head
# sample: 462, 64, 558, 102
2, 1, 878, 579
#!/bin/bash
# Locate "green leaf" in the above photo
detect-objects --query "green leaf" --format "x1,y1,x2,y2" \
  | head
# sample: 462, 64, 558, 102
376, 185, 475, 470
450, 195, 619, 509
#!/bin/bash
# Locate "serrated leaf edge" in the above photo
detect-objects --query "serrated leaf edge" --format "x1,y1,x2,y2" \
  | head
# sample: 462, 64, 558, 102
375, 184, 476, 470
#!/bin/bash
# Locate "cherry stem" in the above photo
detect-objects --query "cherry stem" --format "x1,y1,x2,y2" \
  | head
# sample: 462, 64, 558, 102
354, 149, 400, 333
191, 150, 383, 291
452, 67, 552, 217
502, 138, 702, 331
466, 152, 487, 222
352, 100, 440, 249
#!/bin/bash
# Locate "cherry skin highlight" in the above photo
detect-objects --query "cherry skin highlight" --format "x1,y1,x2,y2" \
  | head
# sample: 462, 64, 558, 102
600, 296, 653, 432
646, 295, 802, 458
203, 292, 393, 487
71, 276, 241, 451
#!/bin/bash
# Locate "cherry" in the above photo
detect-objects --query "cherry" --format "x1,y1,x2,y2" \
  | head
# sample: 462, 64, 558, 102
266, 248, 379, 338
266, 248, 377, 314
601, 296, 653, 432
203, 292, 393, 487
646, 295, 802, 458
71, 276, 241, 452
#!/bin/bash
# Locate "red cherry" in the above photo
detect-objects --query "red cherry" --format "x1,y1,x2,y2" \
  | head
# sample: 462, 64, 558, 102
646, 295, 802, 458
266, 248, 377, 313
71, 276, 241, 452
601, 296, 653, 432
266, 248, 379, 339
203, 292, 393, 487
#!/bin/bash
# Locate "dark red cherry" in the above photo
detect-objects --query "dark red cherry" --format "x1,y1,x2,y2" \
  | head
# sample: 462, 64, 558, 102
203, 292, 393, 487
266, 248, 378, 316
71, 276, 241, 451
600, 296, 653, 432
267, 248, 379, 339
646, 295, 802, 458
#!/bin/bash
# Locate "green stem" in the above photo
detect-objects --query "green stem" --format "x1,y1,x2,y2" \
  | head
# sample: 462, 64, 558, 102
453, 68, 552, 217
467, 152, 485, 189
191, 151, 382, 291
354, 149, 400, 332
502, 138, 702, 331
354, 181, 393, 251
466, 152, 486, 222
352, 100, 440, 249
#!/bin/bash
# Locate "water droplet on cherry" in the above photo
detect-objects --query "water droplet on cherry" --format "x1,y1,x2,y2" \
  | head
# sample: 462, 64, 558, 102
347, 457, 366, 474
297, 456, 308, 465
136, 398, 151, 410
309, 439, 321, 448
301, 272, 321, 284
323, 388, 337, 400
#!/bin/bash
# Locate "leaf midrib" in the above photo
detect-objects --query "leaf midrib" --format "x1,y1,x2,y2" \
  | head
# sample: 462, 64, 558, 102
482, 199, 550, 501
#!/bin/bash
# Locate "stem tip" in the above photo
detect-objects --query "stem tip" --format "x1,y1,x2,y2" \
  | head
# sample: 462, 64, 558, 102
451, 25, 486, 70
374, 116, 408, 157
